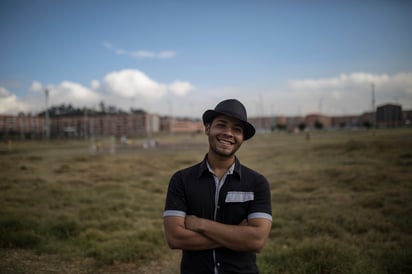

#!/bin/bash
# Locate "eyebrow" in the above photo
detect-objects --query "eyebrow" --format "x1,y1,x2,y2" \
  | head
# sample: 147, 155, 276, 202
215, 119, 243, 128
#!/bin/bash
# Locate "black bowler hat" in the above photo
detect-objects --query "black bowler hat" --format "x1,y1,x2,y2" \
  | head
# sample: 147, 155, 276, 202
202, 99, 256, 140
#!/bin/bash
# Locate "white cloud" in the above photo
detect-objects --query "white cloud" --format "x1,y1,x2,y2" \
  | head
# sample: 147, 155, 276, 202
168, 81, 195, 96
0, 87, 28, 114
0, 87, 8, 98
132, 50, 156, 59
13, 81, 102, 114
273, 72, 412, 116
102, 41, 112, 49
29, 81, 43, 93
158, 50, 176, 59
4, 69, 195, 115
131, 50, 176, 60
103, 41, 176, 60
184, 72, 412, 118
102, 69, 168, 99
115, 49, 127, 55
90, 80, 100, 90
40, 81, 101, 108
3, 71, 410, 118
290, 73, 393, 90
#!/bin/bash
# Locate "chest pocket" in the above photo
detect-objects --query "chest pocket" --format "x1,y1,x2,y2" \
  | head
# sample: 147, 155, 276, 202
225, 191, 254, 203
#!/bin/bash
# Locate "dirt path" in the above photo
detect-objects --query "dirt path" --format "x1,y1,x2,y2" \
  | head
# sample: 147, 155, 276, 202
0, 248, 181, 274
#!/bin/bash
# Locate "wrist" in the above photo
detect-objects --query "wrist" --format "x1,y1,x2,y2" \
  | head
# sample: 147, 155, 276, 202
185, 215, 206, 233
190, 217, 206, 233
197, 218, 206, 233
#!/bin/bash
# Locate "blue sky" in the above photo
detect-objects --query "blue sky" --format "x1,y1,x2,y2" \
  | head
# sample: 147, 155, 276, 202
1, 0, 411, 117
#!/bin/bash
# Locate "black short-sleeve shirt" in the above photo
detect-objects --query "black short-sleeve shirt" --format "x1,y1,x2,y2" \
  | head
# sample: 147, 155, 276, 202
164, 156, 272, 274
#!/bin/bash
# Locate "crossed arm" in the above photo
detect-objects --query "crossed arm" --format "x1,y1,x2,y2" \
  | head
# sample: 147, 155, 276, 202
163, 215, 272, 252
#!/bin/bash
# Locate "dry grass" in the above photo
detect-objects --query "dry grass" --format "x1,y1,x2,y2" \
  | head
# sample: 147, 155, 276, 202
0, 129, 411, 273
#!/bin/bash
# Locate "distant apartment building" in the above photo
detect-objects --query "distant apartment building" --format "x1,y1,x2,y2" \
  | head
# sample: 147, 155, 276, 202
160, 117, 203, 134
331, 115, 363, 128
286, 116, 305, 130
376, 104, 403, 128
359, 112, 375, 127
404, 110, 412, 126
249, 116, 298, 131
248, 110, 390, 132
249, 116, 274, 132
1, 103, 410, 139
305, 114, 332, 129
49, 113, 159, 138
0, 112, 160, 139
0, 114, 45, 139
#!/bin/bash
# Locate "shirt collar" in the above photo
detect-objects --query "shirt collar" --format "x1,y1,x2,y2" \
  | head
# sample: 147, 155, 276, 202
199, 154, 242, 179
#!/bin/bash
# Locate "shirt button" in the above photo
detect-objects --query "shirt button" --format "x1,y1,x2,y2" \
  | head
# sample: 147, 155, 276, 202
217, 262, 221, 267
217, 205, 220, 209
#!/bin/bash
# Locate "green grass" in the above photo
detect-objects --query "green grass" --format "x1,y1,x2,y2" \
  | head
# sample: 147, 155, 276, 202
0, 129, 411, 273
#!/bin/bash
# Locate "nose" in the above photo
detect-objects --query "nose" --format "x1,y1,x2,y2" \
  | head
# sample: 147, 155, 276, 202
222, 126, 233, 137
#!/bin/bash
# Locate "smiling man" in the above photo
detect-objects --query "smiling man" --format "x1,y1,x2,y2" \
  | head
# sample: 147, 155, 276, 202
163, 99, 272, 274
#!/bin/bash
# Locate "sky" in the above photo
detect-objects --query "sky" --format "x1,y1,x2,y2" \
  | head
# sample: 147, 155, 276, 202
1, 0, 412, 118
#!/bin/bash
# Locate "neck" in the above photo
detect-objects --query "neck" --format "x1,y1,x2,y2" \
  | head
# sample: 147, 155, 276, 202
207, 151, 235, 171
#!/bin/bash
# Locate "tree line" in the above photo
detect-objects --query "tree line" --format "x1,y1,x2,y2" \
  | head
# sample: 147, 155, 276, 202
30, 102, 147, 117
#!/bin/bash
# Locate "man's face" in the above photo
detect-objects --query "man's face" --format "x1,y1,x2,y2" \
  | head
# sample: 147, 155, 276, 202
205, 115, 244, 158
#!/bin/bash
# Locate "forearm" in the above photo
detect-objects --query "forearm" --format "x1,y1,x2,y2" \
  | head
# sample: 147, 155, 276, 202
168, 227, 221, 250
198, 219, 264, 252
164, 217, 221, 250
186, 216, 271, 252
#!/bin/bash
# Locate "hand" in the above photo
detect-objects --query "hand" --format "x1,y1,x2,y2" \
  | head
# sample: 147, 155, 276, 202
185, 215, 203, 232
239, 219, 249, 226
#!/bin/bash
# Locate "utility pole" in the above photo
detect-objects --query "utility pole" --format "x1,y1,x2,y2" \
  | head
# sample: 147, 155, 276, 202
318, 97, 323, 114
259, 93, 264, 117
168, 99, 174, 136
84, 108, 88, 141
44, 89, 50, 139
259, 93, 264, 130
371, 83, 376, 127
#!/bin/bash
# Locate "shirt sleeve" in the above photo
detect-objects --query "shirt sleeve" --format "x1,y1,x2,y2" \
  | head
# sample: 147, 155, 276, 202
163, 171, 187, 218
248, 174, 272, 221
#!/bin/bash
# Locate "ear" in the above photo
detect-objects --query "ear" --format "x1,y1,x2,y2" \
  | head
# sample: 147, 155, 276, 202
204, 124, 211, 135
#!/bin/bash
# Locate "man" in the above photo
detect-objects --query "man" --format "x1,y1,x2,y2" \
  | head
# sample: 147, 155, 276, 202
163, 99, 272, 274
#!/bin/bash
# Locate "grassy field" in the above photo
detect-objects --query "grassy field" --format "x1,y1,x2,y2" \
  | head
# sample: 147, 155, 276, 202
0, 129, 411, 273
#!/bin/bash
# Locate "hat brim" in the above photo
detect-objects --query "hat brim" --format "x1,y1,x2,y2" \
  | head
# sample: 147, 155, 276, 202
202, 110, 255, 140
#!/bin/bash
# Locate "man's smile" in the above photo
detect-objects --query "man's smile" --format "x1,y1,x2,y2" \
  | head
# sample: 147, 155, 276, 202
217, 137, 235, 145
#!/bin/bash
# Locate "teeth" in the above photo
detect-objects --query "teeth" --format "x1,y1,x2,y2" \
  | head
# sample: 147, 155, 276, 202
219, 139, 233, 145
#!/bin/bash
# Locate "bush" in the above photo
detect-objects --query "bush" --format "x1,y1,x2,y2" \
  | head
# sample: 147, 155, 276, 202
258, 240, 379, 274
85, 230, 165, 264
49, 218, 80, 240
314, 120, 324, 129
298, 122, 306, 131
377, 248, 412, 274
0, 216, 42, 248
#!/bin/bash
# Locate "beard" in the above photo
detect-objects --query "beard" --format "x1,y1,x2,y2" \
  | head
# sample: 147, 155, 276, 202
208, 135, 240, 158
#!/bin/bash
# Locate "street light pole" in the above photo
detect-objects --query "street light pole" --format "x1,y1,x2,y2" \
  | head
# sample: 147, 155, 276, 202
44, 89, 50, 139
371, 83, 376, 134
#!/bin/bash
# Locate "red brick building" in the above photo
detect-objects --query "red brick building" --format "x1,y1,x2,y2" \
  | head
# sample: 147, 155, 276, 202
1, 104, 410, 139
305, 114, 332, 129
376, 104, 403, 128
0, 114, 45, 139
160, 117, 203, 134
